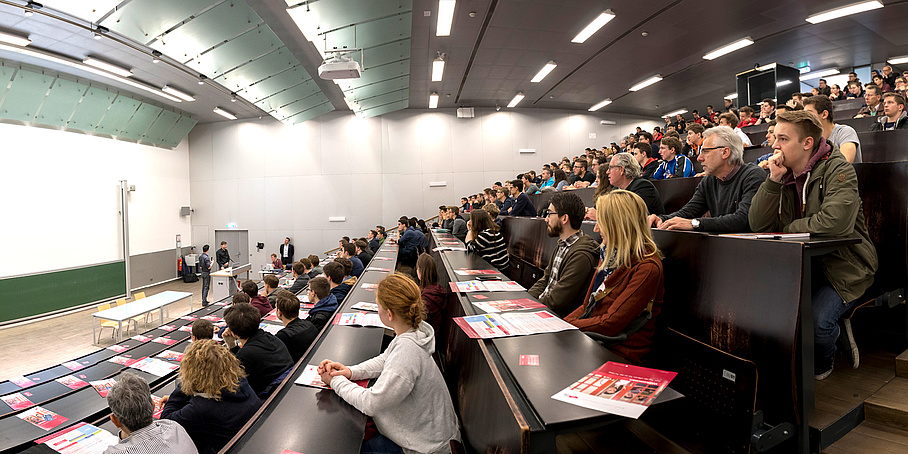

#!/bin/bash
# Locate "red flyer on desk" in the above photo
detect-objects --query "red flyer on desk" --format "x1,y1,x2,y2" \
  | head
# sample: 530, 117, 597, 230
61, 361, 84, 372
156, 350, 185, 362
131, 335, 151, 342
105, 345, 130, 353
552, 362, 677, 418
151, 395, 164, 419
108, 356, 138, 367
54, 375, 88, 390
159, 325, 177, 332
1, 392, 33, 410
17, 406, 68, 430
10, 376, 36, 388
201, 315, 223, 322
152, 337, 178, 346
90, 379, 117, 398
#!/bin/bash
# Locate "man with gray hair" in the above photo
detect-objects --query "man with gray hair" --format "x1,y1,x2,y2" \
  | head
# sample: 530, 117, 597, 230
105, 372, 197, 453
606, 153, 665, 215
648, 126, 765, 232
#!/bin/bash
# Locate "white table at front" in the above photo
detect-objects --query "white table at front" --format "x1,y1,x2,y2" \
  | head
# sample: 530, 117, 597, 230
92, 291, 193, 343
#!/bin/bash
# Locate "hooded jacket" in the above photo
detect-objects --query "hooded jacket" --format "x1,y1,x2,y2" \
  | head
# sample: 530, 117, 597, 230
329, 322, 460, 454
870, 110, 908, 131
749, 139, 878, 302
307, 293, 340, 330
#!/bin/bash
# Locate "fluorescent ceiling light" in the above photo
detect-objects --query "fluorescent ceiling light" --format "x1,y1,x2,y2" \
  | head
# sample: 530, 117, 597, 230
588, 98, 612, 111
436, 0, 456, 36
629, 75, 662, 92
888, 56, 908, 65
806, 0, 883, 24
757, 63, 777, 72
777, 80, 792, 87
161, 85, 195, 102
432, 58, 445, 82
213, 107, 237, 120
507, 92, 524, 108
571, 10, 615, 43
429, 93, 439, 109
0, 30, 30, 47
530, 61, 557, 83
799, 68, 839, 81
724, 93, 738, 100
0, 43, 181, 102
662, 109, 687, 118
83, 57, 132, 77
702, 37, 754, 60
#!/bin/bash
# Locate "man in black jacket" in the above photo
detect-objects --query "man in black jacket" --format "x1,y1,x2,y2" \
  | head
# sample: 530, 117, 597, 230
606, 153, 665, 215
279, 237, 294, 270
648, 126, 764, 233
223, 303, 293, 395
274, 294, 319, 363
216, 241, 231, 270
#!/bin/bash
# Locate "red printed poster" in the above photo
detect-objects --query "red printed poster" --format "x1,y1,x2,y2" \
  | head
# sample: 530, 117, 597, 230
159, 325, 177, 331
519, 355, 540, 366
10, 376, 36, 388
552, 362, 677, 418
17, 406, 68, 430
1, 392, 33, 410
90, 379, 117, 398
151, 395, 164, 419
61, 361, 84, 372
151, 337, 178, 346
106, 345, 129, 353
54, 375, 89, 390
131, 335, 152, 342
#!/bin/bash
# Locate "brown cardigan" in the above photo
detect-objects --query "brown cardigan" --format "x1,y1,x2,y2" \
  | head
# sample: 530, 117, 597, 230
565, 255, 664, 364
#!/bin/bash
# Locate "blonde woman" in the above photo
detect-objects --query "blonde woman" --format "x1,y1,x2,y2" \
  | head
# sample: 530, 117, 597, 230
318, 273, 460, 454
161, 340, 261, 454
565, 190, 665, 364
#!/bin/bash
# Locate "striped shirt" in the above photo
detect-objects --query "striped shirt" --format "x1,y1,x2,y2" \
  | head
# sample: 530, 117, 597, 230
467, 229, 510, 271
103, 419, 198, 454
539, 231, 583, 300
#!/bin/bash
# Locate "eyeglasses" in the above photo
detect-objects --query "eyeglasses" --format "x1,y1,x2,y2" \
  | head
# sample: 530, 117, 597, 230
608, 165, 623, 170
542, 209, 561, 217
699, 146, 727, 153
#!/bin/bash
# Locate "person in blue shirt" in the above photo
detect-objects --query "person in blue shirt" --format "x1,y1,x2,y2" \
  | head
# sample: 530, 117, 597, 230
397, 216, 421, 267
538, 168, 555, 188
339, 242, 364, 277
652, 137, 694, 179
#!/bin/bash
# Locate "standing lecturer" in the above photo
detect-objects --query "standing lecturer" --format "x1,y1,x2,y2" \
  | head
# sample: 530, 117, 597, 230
280, 237, 294, 270
216, 241, 231, 270
199, 245, 212, 307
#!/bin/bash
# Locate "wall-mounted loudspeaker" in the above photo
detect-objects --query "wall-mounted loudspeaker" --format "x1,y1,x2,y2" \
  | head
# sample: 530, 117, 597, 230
180, 206, 191, 216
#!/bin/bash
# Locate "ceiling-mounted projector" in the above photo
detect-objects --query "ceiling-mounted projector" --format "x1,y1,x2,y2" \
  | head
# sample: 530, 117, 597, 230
318, 55, 362, 80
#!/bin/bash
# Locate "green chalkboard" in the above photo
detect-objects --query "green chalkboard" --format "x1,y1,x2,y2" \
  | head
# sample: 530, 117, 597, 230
0, 262, 126, 324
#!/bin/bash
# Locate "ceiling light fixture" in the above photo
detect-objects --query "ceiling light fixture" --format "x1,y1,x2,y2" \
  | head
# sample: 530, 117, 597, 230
757, 63, 777, 72
588, 98, 612, 111
83, 57, 133, 77
724, 92, 738, 100
703, 37, 754, 60
213, 107, 237, 120
0, 43, 180, 102
230, 92, 237, 102
806, 0, 883, 24
198, 74, 207, 85
888, 56, 908, 65
507, 92, 525, 108
0, 30, 31, 47
161, 85, 195, 102
629, 75, 662, 92
24, 1, 41, 16
776, 80, 792, 87
151, 50, 162, 63
662, 109, 687, 118
571, 10, 615, 44
429, 92, 439, 109
432, 52, 445, 82
530, 60, 557, 83
436, 0, 456, 36
799, 68, 839, 81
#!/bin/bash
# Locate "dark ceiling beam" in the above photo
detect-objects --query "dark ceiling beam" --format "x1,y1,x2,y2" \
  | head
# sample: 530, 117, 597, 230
454, 0, 499, 103
247, 0, 350, 111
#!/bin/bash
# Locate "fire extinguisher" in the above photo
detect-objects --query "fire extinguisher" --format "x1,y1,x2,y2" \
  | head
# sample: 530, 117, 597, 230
178, 257, 183, 274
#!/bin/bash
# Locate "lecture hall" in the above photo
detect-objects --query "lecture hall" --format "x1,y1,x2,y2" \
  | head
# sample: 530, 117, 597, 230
0, 0, 906, 453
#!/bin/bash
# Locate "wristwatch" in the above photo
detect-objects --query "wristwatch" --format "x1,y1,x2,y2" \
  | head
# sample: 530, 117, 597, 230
691, 218, 701, 230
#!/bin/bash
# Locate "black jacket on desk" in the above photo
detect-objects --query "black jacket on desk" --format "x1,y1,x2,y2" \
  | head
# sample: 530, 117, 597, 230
276, 318, 319, 363
230, 329, 294, 395
161, 378, 261, 454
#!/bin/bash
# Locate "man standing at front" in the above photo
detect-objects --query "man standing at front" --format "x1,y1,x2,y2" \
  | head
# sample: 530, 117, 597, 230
749, 110, 878, 380
280, 237, 294, 270
527, 193, 600, 317
200, 245, 212, 307
216, 241, 231, 270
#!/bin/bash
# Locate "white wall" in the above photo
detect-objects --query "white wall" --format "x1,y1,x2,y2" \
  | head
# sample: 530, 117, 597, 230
188, 107, 660, 269
0, 122, 192, 278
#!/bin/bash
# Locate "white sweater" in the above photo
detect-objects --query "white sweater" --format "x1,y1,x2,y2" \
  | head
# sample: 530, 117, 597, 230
330, 321, 460, 454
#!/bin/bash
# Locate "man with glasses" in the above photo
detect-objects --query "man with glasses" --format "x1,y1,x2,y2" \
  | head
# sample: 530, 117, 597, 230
527, 192, 600, 317
648, 126, 764, 232
606, 153, 665, 216
569, 159, 596, 188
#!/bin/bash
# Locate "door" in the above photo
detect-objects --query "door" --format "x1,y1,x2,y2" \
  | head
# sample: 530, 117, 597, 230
214, 230, 249, 267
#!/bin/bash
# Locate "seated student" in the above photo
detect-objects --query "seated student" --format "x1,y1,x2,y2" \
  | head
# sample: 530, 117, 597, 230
496, 187, 513, 213
803, 95, 863, 163
308, 254, 323, 277
338, 242, 364, 277
566, 190, 664, 365
631, 143, 660, 179
270, 254, 283, 270
191, 319, 214, 342
551, 169, 570, 191
161, 340, 261, 454
398, 216, 423, 266
605, 153, 665, 215
287, 260, 311, 294
538, 168, 555, 189
737, 106, 758, 128
528, 192, 600, 317
323, 261, 351, 302
648, 126, 765, 233
522, 173, 540, 195
846, 80, 864, 100
870, 93, 908, 131
652, 137, 694, 179
446, 208, 468, 243
355, 240, 373, 266
854, 84, 884, 118
717, 112, 753, 147
307, 276, 339, 330
104, 372, 197, 454
483, 202, 501, 222
415, 253, 447, 334
750, 110, 878, 379
274, 293, 319, 363
222, 303, 293, 395
232, 292, 250, 305
318, 273, 460, 454
506, 179, 537, 216
334, 257, 358, 288
368, 230, 381, 253
465, 208, 510, 273
263, 274, 293, 308
242, 280, 271, 318
460, 197, 470, 212
872, 73, 892, 93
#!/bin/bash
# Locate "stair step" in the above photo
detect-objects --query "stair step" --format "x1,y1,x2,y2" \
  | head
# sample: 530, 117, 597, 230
822, 420, 908, 453
896, 349, 908, 378
865, 377, 908, 431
